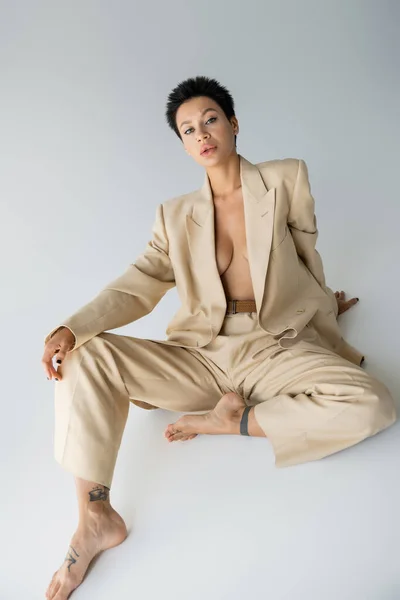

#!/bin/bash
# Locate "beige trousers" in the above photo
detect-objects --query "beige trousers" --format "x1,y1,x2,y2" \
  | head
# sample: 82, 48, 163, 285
54, 312, 396, 488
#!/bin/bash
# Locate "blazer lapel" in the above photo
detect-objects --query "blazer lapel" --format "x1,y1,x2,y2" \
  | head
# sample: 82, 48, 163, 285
241, 155, 276, 314
185, 154, 276, 329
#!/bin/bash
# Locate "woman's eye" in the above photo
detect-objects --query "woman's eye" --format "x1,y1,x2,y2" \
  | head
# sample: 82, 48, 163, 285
184, 116, 217, 135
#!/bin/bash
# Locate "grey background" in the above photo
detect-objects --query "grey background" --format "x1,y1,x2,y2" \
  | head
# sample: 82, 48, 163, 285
1, 1, 399, 599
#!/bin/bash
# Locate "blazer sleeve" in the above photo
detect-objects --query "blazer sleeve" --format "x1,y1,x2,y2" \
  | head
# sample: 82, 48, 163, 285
288, 159, 338, 317
44, 203, 176, 351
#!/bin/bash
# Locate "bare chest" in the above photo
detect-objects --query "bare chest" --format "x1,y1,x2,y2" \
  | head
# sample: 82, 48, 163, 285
213, 192, 249, 274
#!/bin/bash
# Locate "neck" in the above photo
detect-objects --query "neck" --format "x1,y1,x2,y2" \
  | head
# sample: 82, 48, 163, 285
205, 152, 241, 198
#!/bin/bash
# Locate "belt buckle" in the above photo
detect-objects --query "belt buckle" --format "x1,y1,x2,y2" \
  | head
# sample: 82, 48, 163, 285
232, 299, 237, 314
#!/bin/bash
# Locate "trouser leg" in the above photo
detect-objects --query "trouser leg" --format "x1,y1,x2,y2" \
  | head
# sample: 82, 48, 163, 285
54, 335, 131, 488
244, 338, 397, 467
54, 332, 230, 488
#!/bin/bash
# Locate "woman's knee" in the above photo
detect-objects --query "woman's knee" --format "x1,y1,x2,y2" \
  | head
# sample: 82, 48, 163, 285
59, 334, 110, 377
67, 334, 108, 358
362, 377, 397, 435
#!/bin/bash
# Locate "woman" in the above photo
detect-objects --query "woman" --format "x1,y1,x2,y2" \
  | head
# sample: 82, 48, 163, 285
42, 76, 396, 600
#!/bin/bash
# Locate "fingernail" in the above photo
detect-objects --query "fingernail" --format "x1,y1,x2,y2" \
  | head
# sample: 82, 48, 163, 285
56, 359, 62, 364
356, 298, 359, 301
47, 377, 50, 380
55, 378, 59, 381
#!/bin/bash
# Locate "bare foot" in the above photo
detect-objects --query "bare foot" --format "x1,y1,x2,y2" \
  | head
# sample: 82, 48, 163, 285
45, 505, 128, 599
164, 392, 246, 442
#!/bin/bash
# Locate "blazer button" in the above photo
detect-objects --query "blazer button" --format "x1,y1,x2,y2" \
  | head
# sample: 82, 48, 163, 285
296, 309, 305, 313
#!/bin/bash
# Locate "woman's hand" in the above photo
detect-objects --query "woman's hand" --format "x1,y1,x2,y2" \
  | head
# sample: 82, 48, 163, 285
41, 326, 76, 381
335, 291, 359, 316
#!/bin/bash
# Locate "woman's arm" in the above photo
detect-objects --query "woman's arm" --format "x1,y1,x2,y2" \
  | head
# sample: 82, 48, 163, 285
44, 203, 176, 351
287, 159, 359, 318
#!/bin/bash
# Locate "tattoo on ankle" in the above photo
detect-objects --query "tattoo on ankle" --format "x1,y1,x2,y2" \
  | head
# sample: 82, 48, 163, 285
88, 485, 109, 502
65, 546, 79, 572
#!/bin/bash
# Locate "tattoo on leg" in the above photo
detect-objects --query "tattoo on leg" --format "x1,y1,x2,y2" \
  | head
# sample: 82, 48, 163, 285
88, 485, 109, 502
65, 546, 79, 572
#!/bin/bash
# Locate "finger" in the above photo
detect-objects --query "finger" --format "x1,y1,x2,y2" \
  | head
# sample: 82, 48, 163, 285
42, 343, 68, 381
42, 358, 61, 381
347, 297, 359, 307
340, 298, 359, 314
42, 358, 60, 381
54, 345, 69, 366
343, 297, 358, 305
41, 346, 59, 380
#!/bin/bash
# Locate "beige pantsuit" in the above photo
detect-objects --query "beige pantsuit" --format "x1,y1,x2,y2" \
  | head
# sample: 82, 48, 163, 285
54, 312, 395, 489
46, 155, 397, 489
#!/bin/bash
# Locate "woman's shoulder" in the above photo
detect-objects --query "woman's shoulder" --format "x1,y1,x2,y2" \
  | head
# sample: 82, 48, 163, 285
256, 156, 301, 190
256, 156, 300, 173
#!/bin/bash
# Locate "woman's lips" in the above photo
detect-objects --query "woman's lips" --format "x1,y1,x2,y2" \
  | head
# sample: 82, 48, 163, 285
202, 146, 217, 156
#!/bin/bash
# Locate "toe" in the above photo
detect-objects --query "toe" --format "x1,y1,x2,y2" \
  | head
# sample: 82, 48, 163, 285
169, 430, 190, 442
50, 581, 61, 600
165, 427, 198, 443
165, 423, 179, 436
165, 416, 199, 441
47, 573, 58, 599
165, 425, 178, 439
53, 584, 67, 600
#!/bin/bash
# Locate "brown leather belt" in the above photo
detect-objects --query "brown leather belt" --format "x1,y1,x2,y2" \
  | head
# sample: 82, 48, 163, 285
226, 299, 257, 314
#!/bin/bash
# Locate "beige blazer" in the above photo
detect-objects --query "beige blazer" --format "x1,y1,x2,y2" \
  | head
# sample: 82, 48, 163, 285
45, 154, 364, 366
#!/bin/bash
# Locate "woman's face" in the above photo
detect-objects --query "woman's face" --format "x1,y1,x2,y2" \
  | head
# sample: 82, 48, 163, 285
175, 96, 239, 166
